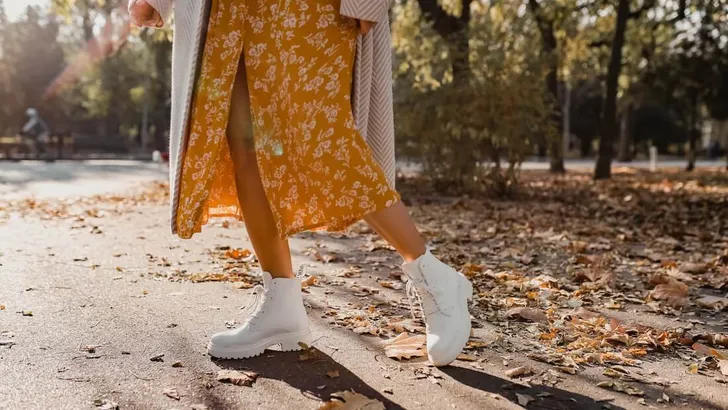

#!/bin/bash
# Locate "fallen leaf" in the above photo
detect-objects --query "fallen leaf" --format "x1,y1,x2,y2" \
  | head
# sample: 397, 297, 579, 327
21, 310, 33, 316
505, 366, 532, 378
687, 363, 699, 374
696, 296, 728, 311
327, 370, 340, 378
505, 307, 548, 323
80, 345, 100, 353
648, 276, 689, 307
379, 281, 404, 290
692, 343, 727, 360
225, 248, 252, 260
93, 399, 119, 410
383, 332, 426, 360
217, 369, 258, 386
162, 388, 180, 400
301, 275, 318, 288
719, 360, 728, 376
574, 267, 614, 286
461, 263, 484, 278
456, 354, 477, 361
0, 304, 5, 310
682, 262, 708, 274
596, 380, 644, 396
515, 393, 535, 406
318, 391, 385, 410
171, 361, 183, 368
570, 241, 588, 253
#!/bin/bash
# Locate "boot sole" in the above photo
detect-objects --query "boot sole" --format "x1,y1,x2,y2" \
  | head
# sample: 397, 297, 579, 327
430, 274, 473, 367
207, 329, 313, 359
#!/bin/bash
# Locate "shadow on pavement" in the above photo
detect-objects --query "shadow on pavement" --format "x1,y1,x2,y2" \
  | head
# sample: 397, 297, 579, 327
212, 348, 404, 409
442, 365, 625, 410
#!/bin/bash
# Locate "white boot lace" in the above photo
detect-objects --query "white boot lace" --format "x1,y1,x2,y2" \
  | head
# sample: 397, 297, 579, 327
241, 285, 266, 326
405, 279, 425, 320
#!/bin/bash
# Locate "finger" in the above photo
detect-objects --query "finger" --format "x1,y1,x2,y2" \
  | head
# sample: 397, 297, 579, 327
359, 20, 374, 35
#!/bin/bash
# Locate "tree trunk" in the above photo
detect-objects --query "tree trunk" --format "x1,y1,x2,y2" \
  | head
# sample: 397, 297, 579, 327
580, 136, 592, 157
547, 69, 565, 172
617, 103, 633, 162
686, 95, 698, 171
416, 0, 472, 84
527, 0, 564, 173
595, 0, 630, 180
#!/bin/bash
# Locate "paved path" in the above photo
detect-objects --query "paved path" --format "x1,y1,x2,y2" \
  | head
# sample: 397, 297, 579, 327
1, 161, 727, 410
0, 160, 167, 199
1, 158, 724, 199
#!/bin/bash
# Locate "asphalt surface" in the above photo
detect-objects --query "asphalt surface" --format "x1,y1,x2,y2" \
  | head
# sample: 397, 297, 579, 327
1, 160, 727, 410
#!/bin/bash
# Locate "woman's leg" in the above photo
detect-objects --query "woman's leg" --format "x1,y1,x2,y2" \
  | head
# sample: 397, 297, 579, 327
367, 201, 472, 367
364, 202, 427, 263
227, 57, 294, 279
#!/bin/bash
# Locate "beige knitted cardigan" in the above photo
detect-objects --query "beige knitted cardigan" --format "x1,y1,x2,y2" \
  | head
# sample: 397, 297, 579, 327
135, 0, 396, 236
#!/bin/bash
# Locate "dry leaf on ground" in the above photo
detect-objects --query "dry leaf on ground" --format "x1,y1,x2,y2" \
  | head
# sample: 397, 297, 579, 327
515, 393, 535, 406
216, 369, 258, 386
596, 380, 644, 396
692, 343, 727, 360
681, 262, 709, 274
225, 248, 252, 260
318, 391, 385, 410
506, 307, 548, 323
162, 388, 180, 400
648, 276, 689, 307
93, 399, 119, 410
301, 275, 318, 288
696, 296, 728, 311
505, 366, 532, 378
383, 332, 426, 360
379, 281, 404, 290
719, 360, 728, 376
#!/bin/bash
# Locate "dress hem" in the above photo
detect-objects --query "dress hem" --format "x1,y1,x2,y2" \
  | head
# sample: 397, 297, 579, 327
176, 197, 401, 240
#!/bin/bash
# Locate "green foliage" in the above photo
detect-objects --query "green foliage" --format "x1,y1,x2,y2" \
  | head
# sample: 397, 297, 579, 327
0, 2, 171, 150
394, 1, 556, 195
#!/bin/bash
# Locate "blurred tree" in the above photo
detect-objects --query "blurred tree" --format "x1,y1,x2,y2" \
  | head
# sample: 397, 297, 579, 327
394, 1, 555, 195
0, 5, 65, 135
414, 0, 473, 83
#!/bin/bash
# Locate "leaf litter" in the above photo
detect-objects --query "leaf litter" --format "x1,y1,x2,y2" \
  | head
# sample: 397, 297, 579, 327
6, 171, 728, 405
318, 391, 385, 410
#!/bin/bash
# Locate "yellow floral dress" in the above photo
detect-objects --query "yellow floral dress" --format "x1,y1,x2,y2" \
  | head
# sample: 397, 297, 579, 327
176, 0, 399, 239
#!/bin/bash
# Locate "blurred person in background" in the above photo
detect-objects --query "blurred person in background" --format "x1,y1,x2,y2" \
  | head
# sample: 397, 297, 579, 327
129, 0, 472, 367
20, 108, 51, 159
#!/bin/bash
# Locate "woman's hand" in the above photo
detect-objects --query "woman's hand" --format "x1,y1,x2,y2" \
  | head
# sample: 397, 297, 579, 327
358, 20, 375, 35
129, 0, 164, 28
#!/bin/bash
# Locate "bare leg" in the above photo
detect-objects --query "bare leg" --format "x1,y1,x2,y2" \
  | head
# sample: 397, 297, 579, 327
227, 57, 294, 279
364, 202, 427, 263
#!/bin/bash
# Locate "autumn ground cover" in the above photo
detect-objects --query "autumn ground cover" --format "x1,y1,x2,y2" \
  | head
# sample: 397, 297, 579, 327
1, 168, 727, 410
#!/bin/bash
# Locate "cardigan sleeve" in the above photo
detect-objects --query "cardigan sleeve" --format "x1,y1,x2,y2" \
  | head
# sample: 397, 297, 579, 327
340, 0, 391, 23
129, 0, 174, 26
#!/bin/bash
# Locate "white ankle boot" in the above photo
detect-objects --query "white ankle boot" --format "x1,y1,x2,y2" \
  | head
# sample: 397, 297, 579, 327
207, 272, 312, 359
402, 250, 473, 366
